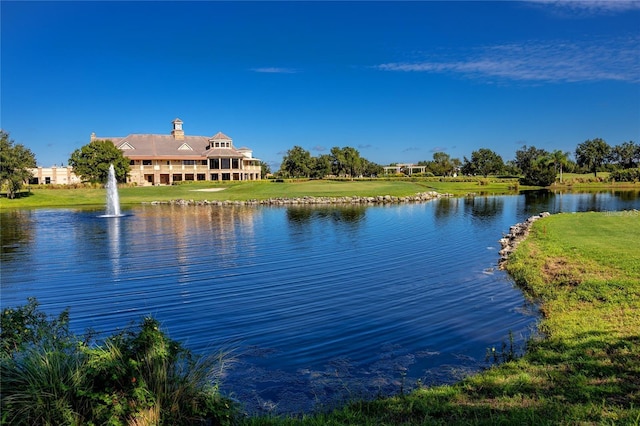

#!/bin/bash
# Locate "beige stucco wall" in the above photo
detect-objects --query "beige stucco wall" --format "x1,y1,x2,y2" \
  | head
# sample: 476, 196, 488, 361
29, 167, 82, 185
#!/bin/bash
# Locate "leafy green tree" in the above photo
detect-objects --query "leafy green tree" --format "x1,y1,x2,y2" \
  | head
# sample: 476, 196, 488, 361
330, 146, 365, 178
68, 139, 130, 183
362, 159, 384, 177
0, 131, 37, 199
260, 161, 271, 178
575, 138, 611, 177
462, 148, 504, 177
531, 153, 561, 186
426, 152, 458, 176
311, 154, 332, 178
514, 145, 546, 177
330, 146, 347, 176
514, 145, 563, 186
611, 140, 639, 169
280, 145, 312, 177
342, 146, 363, 178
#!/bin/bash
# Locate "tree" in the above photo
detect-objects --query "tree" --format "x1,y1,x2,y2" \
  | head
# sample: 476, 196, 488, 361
342, 146, 363, 178
514, 145, 547, 178
260, 161, 271, 178
0, 130, 37, 199
550, 150, 571, 183
575, 138, 611, 177
531, 153, 561, 186
330, 146, 347, 176
427, 152, 458, 176
311, 154, 332, 178
68, 140, 130, 183
361, 159, 384, 177
513, 145, 564, 186
280, 145, 312, 178
611, 141, 639, 169
462, 148, 504, 177
329, 146, 365, 178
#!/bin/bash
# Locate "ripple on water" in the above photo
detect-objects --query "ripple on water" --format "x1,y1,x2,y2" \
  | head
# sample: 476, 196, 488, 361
0, 200, 555, 415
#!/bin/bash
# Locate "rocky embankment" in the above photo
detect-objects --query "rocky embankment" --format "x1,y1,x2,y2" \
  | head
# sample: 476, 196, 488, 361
145, 191, 451, 206
498, 212, 551, 269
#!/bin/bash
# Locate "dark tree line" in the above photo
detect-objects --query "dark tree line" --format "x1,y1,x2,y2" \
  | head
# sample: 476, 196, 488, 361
277, 138, 638, 183
278, 146, 383, 178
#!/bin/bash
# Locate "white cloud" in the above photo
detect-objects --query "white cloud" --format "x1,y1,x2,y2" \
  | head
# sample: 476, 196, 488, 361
251, 67, 298, 74
527, 0, 640, 14
376, 37, 640, 84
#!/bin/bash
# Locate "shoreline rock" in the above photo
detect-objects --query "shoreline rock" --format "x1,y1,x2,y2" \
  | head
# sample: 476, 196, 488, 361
143, 191, 452, 207
498, 212, 551, 269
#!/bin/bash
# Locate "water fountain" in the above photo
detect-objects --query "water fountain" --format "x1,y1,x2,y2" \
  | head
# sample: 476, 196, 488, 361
104, 164, 122, 217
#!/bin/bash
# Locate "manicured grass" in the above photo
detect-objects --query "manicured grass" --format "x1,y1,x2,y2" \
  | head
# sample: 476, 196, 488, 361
0, 178, 526, 209
241, 211, 640, 425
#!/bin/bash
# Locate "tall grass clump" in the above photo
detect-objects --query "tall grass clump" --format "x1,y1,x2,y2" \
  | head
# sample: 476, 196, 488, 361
1, 298, 238, 425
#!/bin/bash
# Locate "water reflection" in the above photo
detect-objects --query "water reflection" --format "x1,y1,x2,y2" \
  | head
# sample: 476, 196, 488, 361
1, 191, 639, 415
521, 189, 640, 214
464, 196, 504, 223
0, 210, 34, 261
286, 205, 366, 224
107, 217, 122, 277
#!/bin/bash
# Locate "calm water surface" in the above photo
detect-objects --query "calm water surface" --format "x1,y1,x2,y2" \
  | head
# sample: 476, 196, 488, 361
2, 190, 638, 414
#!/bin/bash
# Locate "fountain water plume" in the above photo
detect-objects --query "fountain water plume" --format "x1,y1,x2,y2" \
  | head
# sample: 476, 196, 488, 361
105, 164, 122, 217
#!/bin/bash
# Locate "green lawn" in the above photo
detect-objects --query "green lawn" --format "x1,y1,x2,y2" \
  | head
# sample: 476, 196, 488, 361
1, 178, 527, 209
242, 211, 640, 425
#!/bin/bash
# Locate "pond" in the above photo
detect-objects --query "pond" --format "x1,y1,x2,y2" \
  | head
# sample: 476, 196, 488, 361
1, 190, 638, 415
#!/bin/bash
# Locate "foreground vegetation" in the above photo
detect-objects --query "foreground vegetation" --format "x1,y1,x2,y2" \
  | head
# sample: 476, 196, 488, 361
2, 175, 638, 210
2, 211, 638, 424
1, 301, 236, 425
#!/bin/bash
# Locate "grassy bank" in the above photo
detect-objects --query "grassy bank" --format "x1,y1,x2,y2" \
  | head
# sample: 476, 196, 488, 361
0, 176, 570, 209
243, 211, 640, 425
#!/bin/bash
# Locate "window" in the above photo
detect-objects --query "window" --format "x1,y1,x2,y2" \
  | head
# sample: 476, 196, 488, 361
232, 158, 239, 169
129, 160, 135, 165
201, 160, 208, 166
143, 160, 152, 166
209, 159, 219, 169
222, 173, 231, 181
185, 174, 194, 181
211, 173, 219, 181
183, 160, 195, 165
221, 158, 230, 169
173, 174, 182, 182
197, 174, 205, 181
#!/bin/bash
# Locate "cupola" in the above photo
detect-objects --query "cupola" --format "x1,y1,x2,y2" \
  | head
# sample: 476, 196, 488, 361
171, 118, 184, 140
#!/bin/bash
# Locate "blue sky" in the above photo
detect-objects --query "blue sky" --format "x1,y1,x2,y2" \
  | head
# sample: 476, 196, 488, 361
2, 1, 639, 170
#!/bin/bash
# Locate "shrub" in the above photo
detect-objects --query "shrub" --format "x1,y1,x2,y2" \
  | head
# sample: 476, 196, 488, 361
609, 168, 640, 182
1, 299, 238, 425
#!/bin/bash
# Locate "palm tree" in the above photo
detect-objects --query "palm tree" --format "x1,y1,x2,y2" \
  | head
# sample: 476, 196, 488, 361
550, 150, 570, 183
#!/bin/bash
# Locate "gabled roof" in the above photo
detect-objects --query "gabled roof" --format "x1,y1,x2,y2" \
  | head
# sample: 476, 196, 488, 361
210, 131, 231, 141
108, 134, 210, 159
95, 128, 261, 160
202, 146, 245, 158
118, 141, 135, 150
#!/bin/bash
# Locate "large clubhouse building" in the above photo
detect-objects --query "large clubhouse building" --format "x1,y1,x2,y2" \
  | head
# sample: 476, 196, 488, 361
91, 118, 261, 185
